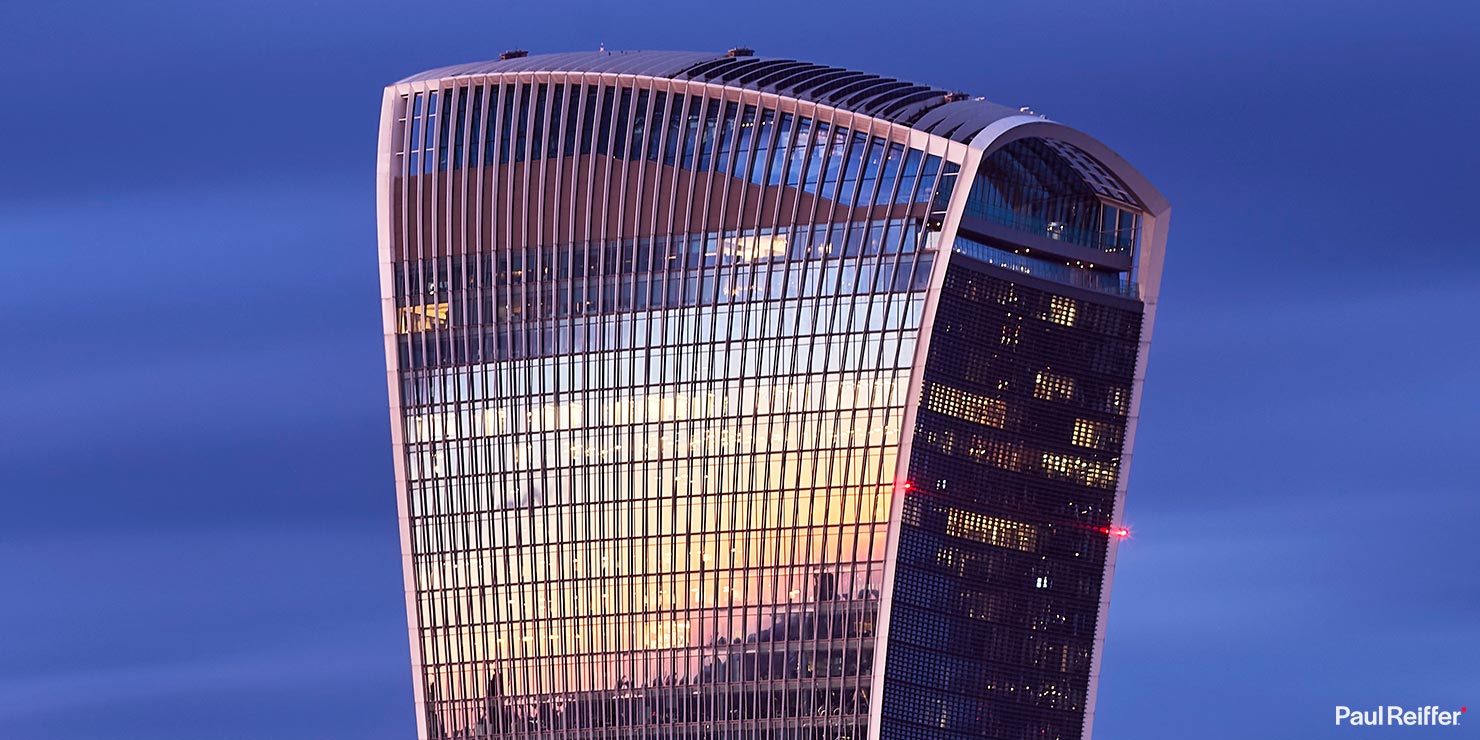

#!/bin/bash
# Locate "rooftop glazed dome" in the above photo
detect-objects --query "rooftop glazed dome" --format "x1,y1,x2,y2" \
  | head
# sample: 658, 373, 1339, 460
398, 49, 1028, 143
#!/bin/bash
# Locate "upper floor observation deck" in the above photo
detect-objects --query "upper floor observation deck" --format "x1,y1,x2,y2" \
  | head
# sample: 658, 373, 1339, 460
383, 49, 1168, 304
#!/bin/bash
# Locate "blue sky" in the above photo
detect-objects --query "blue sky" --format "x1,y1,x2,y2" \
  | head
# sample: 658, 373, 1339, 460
1, 1, 1477, 738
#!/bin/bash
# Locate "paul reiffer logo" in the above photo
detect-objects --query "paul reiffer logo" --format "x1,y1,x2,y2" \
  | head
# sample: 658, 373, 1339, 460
1335, 705, 1467, 726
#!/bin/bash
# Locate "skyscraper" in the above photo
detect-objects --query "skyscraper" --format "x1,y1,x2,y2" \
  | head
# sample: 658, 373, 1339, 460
377, 49, 1168, 740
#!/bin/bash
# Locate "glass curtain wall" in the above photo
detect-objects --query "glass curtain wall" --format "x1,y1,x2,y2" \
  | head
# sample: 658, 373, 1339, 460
388, 78, 955, 739
879, 265, 1143, 740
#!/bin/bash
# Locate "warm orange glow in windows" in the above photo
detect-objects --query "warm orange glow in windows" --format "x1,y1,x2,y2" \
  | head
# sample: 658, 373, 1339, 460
925, 383, 1006, 428
943, 509, 1038, 552
1044, 295, 1078, 326
963, 437, 1026, 472
1071, 418, 1121, 451
398, 302, 449, 333
1034, 371, 1076, 401
1041, 452, 1119, 489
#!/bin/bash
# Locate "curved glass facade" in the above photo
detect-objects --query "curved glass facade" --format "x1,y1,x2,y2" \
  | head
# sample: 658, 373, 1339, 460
963, 139, 1141, 254
379, 50, 1168, 740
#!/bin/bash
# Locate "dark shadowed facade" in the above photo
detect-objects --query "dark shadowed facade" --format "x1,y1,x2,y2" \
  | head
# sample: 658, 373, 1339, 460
376, 49, 1169, 740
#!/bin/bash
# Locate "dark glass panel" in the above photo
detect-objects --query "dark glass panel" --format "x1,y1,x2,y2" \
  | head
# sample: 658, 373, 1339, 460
880, 264, 1142, 740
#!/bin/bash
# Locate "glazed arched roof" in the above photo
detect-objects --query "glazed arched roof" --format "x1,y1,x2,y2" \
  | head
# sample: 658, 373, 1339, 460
397, 50, 1027, 144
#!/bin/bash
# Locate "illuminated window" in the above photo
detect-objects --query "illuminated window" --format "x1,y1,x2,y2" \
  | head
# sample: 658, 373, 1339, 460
962, 437, 1024, 471
935, 546, 966, 576
925, 384, 1006, 428
1033, 371, 1076, 401
1071, 419, 1121, 451
921, 429, 955, 455
1044, 295, 1077, 326
944, 508, 1038, 552
398, 302, 450, 333
1040, 453, 1119, 489
723, 232, 788, 262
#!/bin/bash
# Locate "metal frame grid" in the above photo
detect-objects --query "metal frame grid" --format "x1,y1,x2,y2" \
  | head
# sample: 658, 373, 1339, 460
376, 51, 1170, 740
